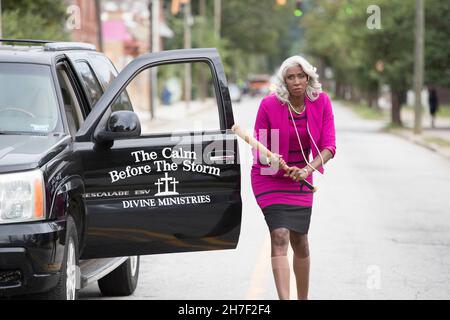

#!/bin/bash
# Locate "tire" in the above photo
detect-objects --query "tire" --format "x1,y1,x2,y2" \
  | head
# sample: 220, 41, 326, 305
98, 256, 140, 297
30, 215, 79, 300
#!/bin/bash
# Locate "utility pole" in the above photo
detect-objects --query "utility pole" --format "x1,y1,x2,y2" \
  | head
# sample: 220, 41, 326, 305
198, 0, 207, 101
0, 0, 3, 39
152, 0, 160, 119
414, 0, 424, 135
214, 0, 221, 39
152, 0, 160, 54
200, 0, 206, 17
149, 0, 160, 120
95, 0, 103, 52
184, 0, 192, 107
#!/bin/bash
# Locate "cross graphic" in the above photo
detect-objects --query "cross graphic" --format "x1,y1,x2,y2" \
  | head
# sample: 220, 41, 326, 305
160, 173, 172, 193
154, 173, 180, 196
154, 180, 164, 194
170, 180, 179, 194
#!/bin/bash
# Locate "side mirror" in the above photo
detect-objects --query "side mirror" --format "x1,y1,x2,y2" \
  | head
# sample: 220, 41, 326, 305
95, 111, 141, 142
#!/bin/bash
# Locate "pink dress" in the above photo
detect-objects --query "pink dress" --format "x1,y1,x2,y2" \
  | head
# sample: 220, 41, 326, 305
250, 93, 336, 234
251, 107, 314, 210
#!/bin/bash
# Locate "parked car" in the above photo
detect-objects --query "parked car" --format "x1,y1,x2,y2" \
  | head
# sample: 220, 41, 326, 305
228, 83, 243, 103
0, 39, 242, 299
247, 74, 271, 96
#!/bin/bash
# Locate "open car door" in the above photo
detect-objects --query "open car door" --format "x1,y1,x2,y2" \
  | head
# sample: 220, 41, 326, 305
74, 49, 242, 259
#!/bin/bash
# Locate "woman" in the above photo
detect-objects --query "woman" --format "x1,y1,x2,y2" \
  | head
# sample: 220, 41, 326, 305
251, 55, 336, 300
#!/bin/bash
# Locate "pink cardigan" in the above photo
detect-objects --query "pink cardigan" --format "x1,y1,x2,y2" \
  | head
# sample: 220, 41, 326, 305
252, 92, 336, 175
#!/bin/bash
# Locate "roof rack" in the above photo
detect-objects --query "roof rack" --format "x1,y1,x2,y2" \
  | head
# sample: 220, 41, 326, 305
44, 42, 97, 52
0, 39, 54, 45
0, 39, 97, 52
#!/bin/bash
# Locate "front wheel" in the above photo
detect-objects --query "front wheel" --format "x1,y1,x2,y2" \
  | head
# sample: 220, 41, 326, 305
98, 256, 140, 297
29, 215, 79, 300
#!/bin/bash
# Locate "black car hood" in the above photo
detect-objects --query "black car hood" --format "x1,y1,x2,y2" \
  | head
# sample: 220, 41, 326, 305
0, 134, 70, 173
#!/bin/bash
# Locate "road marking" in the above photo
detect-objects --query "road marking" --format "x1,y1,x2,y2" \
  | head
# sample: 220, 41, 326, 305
288, 246, 296, 300
244, 233, 298, 300
244, 234, 271, 299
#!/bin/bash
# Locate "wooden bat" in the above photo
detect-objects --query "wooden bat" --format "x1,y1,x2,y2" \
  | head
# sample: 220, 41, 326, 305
231, 124, 317, 193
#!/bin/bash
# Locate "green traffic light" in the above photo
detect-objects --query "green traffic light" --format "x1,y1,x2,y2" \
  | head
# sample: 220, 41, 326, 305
294, 9, 303, 17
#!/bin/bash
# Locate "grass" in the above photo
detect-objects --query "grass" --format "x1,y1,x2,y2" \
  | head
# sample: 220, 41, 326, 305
353, 106, 387, 120
437, 105, 450, 118
424, 137, 450, 148
337, 99, 387, 120
383, 122, 404, 131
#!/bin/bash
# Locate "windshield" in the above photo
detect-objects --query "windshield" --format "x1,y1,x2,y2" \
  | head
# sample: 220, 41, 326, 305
0, 63, 60, 134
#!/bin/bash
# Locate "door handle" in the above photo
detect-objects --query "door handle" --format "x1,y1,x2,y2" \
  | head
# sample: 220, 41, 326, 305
210, 155, 235, 162
208, 150, 235, 164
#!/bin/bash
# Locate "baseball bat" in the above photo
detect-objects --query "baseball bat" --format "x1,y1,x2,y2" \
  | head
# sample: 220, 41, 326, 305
231, 124, 317, 193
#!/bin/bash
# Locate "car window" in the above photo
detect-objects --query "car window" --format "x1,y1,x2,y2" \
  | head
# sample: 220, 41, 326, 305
89, 54, 133, 112
89, 54, 117, 88
110, 62, 221, 135
0, 63, 60, 134
56, 65, 85, 137
75, 61, 103, 106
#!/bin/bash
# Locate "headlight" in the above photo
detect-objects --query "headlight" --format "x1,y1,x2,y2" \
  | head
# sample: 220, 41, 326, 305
0, 170, 45, 224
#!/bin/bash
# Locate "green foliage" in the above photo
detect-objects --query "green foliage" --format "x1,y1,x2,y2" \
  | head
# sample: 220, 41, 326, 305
301, 0, 450, 125
2, 0, 69, 41
165, 0, 300, 81
303, 0, 415, 91
222, 0, 281, 55
303, 0, 449, 91
222, 0, 299, 74
425, 0, 450, 87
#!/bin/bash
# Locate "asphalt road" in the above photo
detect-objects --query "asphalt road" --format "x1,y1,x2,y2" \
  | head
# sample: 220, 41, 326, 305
80, 96, 450, 300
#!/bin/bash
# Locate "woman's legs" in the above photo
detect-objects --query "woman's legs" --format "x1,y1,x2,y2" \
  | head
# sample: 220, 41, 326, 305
270, 228, 290, 300
290, 231, 310, 300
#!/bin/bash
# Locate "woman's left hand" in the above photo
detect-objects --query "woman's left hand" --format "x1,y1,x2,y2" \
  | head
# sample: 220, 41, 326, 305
284, 166, 309, 182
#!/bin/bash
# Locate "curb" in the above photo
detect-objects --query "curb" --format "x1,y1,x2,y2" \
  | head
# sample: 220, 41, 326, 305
387, 128, 450, 159
337, 100, 450, 161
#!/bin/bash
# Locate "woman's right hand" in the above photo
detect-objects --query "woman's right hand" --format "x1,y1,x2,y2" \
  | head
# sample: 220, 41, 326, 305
271, 153, 287, 169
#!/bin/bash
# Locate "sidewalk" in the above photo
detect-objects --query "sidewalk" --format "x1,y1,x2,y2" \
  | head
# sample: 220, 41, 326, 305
340, 101, 450, 160
387, 106, 450, 159
135, 98, 216, 133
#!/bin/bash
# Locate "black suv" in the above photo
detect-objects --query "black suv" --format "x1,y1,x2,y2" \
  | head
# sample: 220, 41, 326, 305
0, 40, 242, 299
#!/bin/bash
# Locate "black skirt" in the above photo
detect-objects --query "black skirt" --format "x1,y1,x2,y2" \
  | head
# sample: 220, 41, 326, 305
262, 204, 312, 234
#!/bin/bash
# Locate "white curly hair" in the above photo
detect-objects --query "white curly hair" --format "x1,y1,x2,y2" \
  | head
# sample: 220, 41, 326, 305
273, 55, 322, 104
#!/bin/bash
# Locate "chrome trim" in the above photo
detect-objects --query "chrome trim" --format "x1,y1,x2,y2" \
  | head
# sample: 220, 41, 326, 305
210, 155, 235, 161
80, 257, 128, 287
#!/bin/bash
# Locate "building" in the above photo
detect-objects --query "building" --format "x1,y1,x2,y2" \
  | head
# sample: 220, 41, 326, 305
70, 0, 102, 49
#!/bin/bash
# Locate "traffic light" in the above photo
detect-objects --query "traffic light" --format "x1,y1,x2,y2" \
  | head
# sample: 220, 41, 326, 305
171, 0, 190, 15
294, 0, 304, 17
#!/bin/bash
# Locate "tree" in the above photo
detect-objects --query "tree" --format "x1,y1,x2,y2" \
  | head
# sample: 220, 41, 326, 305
164, 0, 300, 82
2, 0, 69, 41
425, 0, 450, 87
303, 0, 415, 126
221, 0, 299, 75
